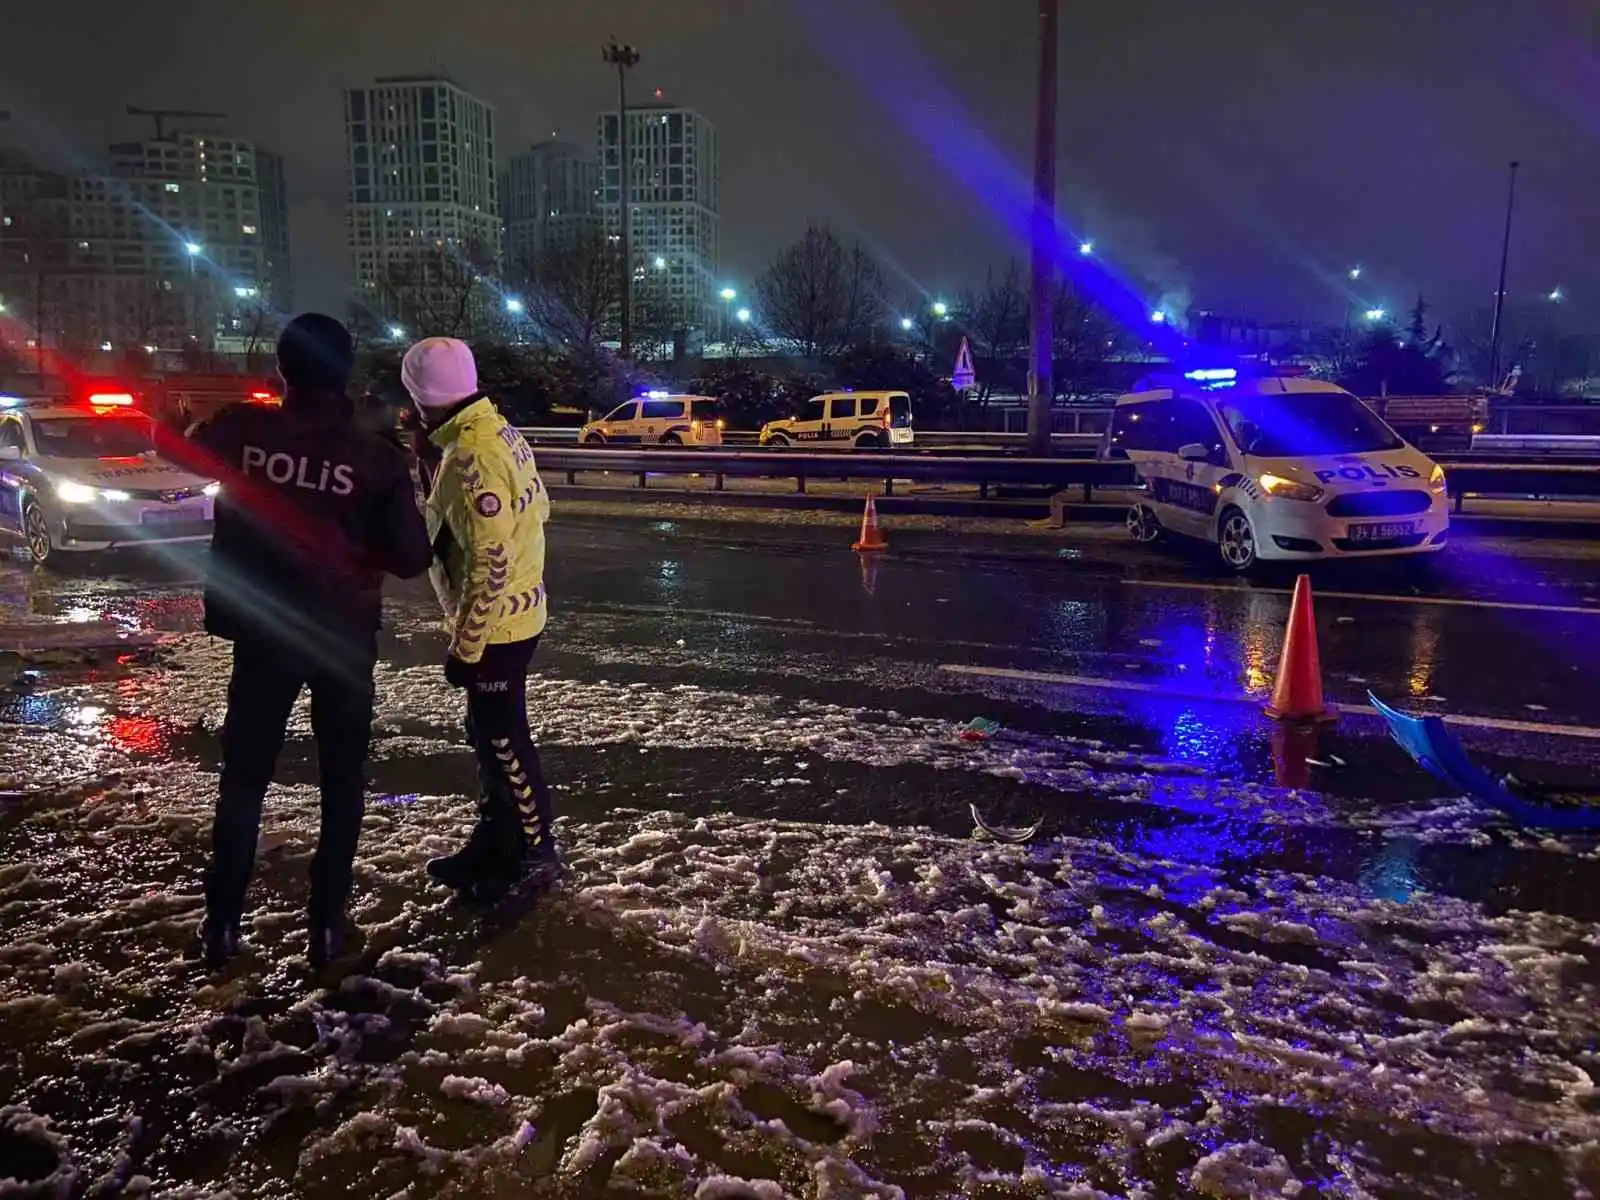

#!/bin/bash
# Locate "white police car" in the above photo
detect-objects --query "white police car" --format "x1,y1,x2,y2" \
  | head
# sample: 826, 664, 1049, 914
580, 392, 725, 447
0, 392, 219, 566
1107, 369, 1448, 572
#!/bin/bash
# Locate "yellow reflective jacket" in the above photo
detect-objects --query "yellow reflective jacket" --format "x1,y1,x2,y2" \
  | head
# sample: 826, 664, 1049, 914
424, 397, 550, 662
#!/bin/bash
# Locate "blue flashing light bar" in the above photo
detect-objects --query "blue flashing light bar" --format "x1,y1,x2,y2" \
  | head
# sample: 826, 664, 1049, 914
1183, 368, 1238, 382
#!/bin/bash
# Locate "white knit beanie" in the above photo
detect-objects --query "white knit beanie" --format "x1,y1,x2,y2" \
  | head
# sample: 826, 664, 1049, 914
401, 337, 479, 411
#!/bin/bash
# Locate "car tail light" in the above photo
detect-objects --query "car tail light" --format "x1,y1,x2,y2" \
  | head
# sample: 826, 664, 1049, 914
882, 410, 891, 430
716, 419, 725, 430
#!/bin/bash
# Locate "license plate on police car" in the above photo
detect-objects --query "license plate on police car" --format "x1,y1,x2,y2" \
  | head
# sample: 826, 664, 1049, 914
1348, 521, 1415, 542
141, 506, 204, 525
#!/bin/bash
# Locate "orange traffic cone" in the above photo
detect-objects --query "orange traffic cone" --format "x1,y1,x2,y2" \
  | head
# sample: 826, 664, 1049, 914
852, 494, 888, 552
1264, 574, 1336, 723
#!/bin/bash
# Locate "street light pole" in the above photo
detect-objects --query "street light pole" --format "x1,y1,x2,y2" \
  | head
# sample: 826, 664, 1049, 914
1487, 160, 1519, 390
603, 40, 641, 359
1026, 0, 1059, 458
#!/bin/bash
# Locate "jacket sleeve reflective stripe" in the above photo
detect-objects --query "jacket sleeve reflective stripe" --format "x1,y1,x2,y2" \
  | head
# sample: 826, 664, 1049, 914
446, 447, 518, 664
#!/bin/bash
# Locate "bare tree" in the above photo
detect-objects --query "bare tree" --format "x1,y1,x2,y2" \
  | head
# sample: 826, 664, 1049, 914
630, 271, 677, 362
239, 300, 281, 373
516, 230, 621, 349
756, 224, 887, 359
375, 240, 499, 341
959, 262, 1028, 359
1050, 280, 1120, 400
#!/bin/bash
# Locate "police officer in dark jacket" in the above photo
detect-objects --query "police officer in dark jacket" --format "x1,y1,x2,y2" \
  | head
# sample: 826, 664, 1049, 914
171, 313, 431, 969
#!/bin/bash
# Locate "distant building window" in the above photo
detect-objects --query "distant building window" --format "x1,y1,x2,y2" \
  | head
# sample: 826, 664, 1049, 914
165, 183, 181, 193
242, 224, 257, 234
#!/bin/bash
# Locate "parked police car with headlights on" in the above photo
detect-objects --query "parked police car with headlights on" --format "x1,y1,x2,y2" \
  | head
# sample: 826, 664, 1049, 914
0, 393, 219, 566
1107, 369, 1448, 572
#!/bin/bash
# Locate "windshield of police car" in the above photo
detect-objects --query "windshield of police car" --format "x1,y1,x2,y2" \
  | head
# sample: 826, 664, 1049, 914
1218, 393, 1402, 457
31, 415, 156, 459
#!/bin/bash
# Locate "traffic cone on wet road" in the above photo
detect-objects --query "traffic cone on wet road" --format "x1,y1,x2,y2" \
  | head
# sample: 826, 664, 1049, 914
852, 494, 888, 552
1264, 574, 1336, 724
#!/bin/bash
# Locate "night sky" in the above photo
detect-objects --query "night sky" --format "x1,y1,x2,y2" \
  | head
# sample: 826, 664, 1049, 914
3, 0, 1596, 330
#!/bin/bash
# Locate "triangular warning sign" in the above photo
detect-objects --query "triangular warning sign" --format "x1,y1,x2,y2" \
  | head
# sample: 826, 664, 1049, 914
952, 336, 976, 392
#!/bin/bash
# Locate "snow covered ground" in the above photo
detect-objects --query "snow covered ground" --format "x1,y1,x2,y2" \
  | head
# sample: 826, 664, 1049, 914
2, 589, 1600, 1196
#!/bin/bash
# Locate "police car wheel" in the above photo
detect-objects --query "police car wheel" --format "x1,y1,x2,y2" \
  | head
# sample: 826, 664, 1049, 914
766, 433, 791, 448
659, 433, 682, 446
22, 501, 52, 567
1126, 504, 1162, 544
582, 432, 606, 446
855, 432, 882, 450
1217, 506, 1257, 573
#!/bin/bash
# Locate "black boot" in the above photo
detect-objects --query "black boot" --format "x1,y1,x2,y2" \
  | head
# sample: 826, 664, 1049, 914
470, 809, 564, 904
426, 807, 505, 891
190, 915, 241, 970
307, 920, 348, 971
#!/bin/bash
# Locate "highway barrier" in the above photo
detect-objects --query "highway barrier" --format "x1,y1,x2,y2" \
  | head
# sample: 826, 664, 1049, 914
521, 444, 1600, 509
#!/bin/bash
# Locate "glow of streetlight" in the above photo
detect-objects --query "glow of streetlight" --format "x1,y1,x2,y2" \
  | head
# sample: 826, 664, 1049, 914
505, 297, 524, 314
900, 316, 914, 331
184, 242, 202, 256
1149, 309, 1167, 324
1548, 287, 1564, 303
719, 286, 737, 301
736, 308, 751, 323
389, 325, 405, 339
653, 255, 666, 270
1078, 240, 1094, 256
1363, 307, 1386, 322
931, 301, 949, 318
1348, 266, 1362, 281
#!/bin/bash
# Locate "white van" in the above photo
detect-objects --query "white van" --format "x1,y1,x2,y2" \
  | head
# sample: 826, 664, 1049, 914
758, 391, 913, 450
1107, 370, 1449, 572
580, 392, 724, 447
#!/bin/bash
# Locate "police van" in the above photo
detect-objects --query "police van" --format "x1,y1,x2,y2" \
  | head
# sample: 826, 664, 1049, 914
1106, 369, 1449, 572
759, 390, 914, 450
580, 392, 725, 447
0, 391, 219, 566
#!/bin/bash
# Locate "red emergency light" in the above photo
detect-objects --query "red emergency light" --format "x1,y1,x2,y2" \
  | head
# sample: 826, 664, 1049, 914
87, 392, 136, 408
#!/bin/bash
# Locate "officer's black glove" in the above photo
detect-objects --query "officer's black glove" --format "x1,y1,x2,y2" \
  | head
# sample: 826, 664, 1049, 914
444, 654, 477, 689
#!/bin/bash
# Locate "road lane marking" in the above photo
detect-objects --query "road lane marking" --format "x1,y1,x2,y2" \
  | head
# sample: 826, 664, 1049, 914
1123, 577, 1600, 617
939, 664, 1600, 741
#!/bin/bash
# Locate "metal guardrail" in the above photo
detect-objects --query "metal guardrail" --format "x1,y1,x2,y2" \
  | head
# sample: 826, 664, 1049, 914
528, 444, 1600, 510
1443, 462, 1600, 511
516, 426, 1101, 451
530, 446, 1135, 501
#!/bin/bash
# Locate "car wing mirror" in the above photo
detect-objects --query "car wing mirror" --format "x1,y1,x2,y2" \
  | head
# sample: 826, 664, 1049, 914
1177, 442, 1212, 462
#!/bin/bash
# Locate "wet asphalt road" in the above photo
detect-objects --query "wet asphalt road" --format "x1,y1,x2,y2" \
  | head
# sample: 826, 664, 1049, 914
4, 514, 1600, 1197
5, 514, 1600, 913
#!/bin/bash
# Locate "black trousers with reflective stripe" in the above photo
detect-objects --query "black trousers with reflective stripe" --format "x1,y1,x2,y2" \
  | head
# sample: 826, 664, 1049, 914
204, 635, 376, 930
465, 637, 554, 853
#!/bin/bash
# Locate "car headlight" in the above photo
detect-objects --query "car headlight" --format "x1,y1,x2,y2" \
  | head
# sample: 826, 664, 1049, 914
1428, 464, 1447, 493
99, 489, 131, 503
1257, 473, 1324, 503
55, 480, 98, 504
203, 482, 221, 498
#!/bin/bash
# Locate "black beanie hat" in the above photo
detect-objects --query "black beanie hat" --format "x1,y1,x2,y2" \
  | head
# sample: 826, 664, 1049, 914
277, 312, 355, 390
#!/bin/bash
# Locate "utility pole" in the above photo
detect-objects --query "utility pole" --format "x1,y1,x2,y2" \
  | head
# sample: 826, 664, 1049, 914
1487, 160, 1519, 389
1026, 0, 1059, 457
602, 40, 641, 358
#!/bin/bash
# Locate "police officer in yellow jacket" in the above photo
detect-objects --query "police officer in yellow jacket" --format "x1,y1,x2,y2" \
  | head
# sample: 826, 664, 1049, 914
400, 337, 562, 900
